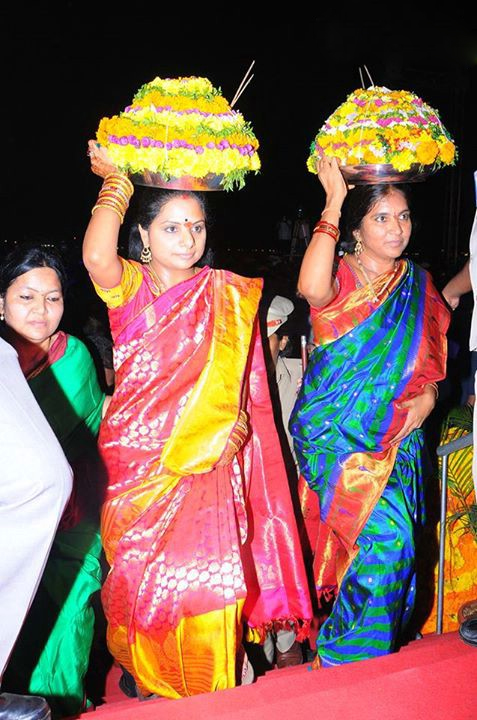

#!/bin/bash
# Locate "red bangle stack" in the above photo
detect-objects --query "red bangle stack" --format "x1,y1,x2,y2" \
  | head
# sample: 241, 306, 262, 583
312, 220, 340, 243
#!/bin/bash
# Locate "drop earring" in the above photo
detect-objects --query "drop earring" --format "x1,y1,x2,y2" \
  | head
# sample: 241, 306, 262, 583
140, 245, 152, 263
354, 235, 363, 257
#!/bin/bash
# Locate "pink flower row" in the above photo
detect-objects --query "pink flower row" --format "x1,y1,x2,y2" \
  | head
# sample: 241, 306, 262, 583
324, 114, 440, 130
108, 134, 257, 155
352, 96, 425, 108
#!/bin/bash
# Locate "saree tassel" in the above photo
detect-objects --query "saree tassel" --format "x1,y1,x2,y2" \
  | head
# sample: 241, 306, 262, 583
246, 617, 311, 644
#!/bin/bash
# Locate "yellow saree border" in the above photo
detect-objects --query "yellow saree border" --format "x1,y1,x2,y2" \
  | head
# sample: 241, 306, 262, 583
160, 270, 262, 475
108, 600, 245, 698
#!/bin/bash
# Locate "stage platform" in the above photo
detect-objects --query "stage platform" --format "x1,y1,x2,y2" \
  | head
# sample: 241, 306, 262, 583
76, 631, 476, 720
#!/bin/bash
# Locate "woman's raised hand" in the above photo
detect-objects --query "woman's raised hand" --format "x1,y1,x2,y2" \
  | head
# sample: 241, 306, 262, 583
87, 140, 119, 178
316, 156, 351, 209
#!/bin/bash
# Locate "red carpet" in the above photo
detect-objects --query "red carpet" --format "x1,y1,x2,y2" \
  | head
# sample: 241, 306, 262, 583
78, 632, 475, 720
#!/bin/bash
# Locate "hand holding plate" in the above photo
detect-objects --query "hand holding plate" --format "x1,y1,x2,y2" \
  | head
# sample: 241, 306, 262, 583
87, 140, 120, 178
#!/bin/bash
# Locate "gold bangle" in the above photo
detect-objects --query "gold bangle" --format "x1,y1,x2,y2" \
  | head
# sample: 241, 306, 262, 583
92, 173, 134, 224
97, 189, 130, 206
312, 220, 340, 243
96, 195, 128, 212
92, 202, 124, 223
100, 182, 132, 198
313, 220, 339, 233
104, 172, 134, 193
96, 192, 129, 210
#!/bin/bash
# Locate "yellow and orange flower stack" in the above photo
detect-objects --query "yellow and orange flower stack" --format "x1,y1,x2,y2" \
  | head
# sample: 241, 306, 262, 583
307, 86, 456, 175
95, 76, 260, 190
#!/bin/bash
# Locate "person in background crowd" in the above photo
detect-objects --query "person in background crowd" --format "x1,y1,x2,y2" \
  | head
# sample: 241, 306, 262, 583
289, 208, 310, 260
261, 294, 305, 667
276, 215, 292, 252
442, 208, 477, 647
266, 294, 303, 458
82, 296, 115, 392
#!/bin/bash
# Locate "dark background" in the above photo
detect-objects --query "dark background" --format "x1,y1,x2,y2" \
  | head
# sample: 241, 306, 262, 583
1, 3, 476, 278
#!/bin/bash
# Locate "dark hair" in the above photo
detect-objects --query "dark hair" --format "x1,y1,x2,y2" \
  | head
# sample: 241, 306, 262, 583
0, 244, 68, 297
341, 183, 412, 252
127, 188, 209, 263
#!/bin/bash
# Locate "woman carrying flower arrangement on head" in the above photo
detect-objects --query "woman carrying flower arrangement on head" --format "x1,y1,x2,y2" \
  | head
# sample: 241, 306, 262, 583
83, 76, 312, 700
290, 154, 450, 667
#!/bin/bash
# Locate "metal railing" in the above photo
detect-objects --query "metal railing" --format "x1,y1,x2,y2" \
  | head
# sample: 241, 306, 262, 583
435, 431, 474, 633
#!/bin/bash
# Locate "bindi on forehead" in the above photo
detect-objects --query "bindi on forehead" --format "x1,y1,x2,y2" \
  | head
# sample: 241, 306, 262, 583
159, 217, 204, 226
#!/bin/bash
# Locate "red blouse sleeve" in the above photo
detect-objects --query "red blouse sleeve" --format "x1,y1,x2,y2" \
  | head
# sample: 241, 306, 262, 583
310, 257, 358, 322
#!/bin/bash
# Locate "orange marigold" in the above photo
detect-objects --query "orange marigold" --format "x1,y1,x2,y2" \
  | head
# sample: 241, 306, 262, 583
439, 141, 456, 164
416, 140, 439, 165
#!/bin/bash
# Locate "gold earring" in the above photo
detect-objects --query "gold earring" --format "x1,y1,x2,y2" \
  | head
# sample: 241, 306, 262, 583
354, 235, 363, 256
140, 245, 152, 263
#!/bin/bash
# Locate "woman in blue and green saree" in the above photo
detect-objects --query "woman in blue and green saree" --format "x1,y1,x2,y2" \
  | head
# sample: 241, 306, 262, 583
0, 245, 105, 718
290, 157, 450, 667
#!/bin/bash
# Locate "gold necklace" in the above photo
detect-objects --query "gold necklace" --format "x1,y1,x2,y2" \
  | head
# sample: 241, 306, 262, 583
146, 263, 166, 295
353, 255, 399, 303
146, 264, 200, 295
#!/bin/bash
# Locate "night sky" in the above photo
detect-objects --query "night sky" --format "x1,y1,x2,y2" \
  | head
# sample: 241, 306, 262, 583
2, 4, 476, 270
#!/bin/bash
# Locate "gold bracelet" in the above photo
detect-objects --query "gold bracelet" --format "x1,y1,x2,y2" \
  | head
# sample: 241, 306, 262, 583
98, 183, 131, 195
91, 202, 124, 223
312, 220, 340, 242
91, 173, 134, 224
97, 190, 130, 206
96, 194, 128, 210
99, 183, 132, 200
104, 173, 134, 197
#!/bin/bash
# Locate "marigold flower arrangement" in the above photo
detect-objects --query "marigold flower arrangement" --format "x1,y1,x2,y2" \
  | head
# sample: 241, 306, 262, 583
307, 86, 457, 176
95, 76, 260, 191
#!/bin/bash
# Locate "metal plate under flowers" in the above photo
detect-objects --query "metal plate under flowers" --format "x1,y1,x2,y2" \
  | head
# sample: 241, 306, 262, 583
340, 163, 438, 185
130, 171, 225, 191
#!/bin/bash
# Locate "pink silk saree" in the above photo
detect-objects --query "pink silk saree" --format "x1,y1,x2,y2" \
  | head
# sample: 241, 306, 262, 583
98, 263, 312, 698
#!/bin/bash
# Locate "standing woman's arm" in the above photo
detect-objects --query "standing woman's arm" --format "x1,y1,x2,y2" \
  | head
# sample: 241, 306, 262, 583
441, 260, 471, 311
83, 141, 134, 289
297, 157, 350, 308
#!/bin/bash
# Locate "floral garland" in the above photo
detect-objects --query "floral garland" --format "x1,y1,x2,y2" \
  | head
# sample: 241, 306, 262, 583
95, 76, 260, 190
307, 86, 457, 174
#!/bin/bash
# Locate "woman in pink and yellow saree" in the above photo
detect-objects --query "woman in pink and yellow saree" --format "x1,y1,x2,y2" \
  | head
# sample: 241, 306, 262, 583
82, 145, 312, 699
